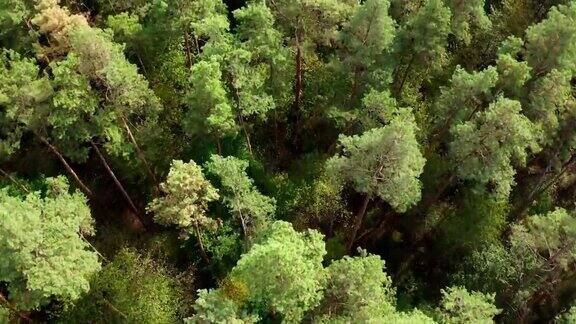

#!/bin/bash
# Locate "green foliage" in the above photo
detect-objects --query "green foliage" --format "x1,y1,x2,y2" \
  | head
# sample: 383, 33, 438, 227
459, 208, 576, 319
184, 60, 237, 138
0, 50, 53, 160
2, 0, 576, 322
62, 249, 185, 323
340, 0, 396, 70
0, 0, 28, 36
106, 12, 143, 45
525, 2, 576, 75
496, 40, 532, 98
450, 97, 539, 197
206, 155, 276, 238
190, 221, 325, 322
0, 305, 8, 323
186, 288, 258, 323
147, 160, 219, 237
314, 253, 397, 322
396, 0, 452, 71
445, 0, 491, 44
327, 111, 426, 212
439, 190, 509, 252
359, 89, 399, 130
0, 177, 100, 310
557, 305, 576, 323
434, 66, 498, 127
437, 286, 500, 323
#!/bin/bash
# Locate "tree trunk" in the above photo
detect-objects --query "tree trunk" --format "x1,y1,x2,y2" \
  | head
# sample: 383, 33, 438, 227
239, 115, 253, 157
347, 194, 371, 252
120, 115, 160, 193
0, 168, 30, 193
512, 152, 576, 222
294, 34, 303, 115
193, 222, 211, 264
37, 135, 93, 198
90, 141, 140, 218
395, 53, 415, 97
184, 29, 193, 68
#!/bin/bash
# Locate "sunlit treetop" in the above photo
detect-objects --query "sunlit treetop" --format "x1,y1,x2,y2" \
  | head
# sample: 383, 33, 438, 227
327, 110, 426, 212
147, 160, 219, 237
0, 177, 100, 310
450, 97, 540, 197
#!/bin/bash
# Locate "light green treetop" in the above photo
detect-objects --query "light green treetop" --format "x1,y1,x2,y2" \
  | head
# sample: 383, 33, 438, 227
183, 60, 237, 138
450, 97, 539, 197
495, 36, 531, 100
445, 0, 491, 44
206, 155, 276, 238
327, 110, 426, 212
147, 160, 219, 237
525, 2, 576, 76
340, 0, 396, 69
0, 0, 28, 37
0, 176, 100, 310
396, 0, 452, 70
434, 66, 498, 127
526, 69, 573, 144
511, 208, 576, 273
437, 286, 501, 324
0, 50, 52, 161
314, 253, 397, 322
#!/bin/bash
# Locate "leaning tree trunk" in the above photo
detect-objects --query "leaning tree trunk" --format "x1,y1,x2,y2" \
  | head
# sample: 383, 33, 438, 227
37, 135, 93, 198
90, 141, 140, 218
347, 194, 371, 252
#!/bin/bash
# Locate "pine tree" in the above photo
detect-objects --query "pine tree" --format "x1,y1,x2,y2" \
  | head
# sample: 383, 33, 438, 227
525, 2, 576, 76
339, 0, 396, 103
206, 155, 276, 240
147, 160, 219, 261
0, 177, 101, 311
393, 0, 451, 96
445, 0, 491, 45
327, 110, 426, 248
437, 286, 501, 323
449, 97, 539, 197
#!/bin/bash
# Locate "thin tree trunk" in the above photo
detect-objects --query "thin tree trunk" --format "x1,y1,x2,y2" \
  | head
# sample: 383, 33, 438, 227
239, 115, 253, 157
347, 194, 371, 252
395, 53, 415, 97
184, 30, 193, 68
0, 168, 30, 193
513, 153, 576, 222
37, 135, 93, 198
120, 115, 160, 193
349, 66, 362, 106
294, 33, 303, 115
237, 209, 249, 242
193, 222, 210, 264
90, 141, 140, 217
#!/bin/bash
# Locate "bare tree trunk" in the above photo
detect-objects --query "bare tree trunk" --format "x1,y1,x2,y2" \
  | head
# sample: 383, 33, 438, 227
184, 29, 193, 68
395, 53, 415, 97
37, 135, 93, 198
90, 141, 140, 217
120, 115, 160, 193
193, 222, 210, 264
347, 194, 371, 252
239, 114, 253, 157
294, 33, 303, 115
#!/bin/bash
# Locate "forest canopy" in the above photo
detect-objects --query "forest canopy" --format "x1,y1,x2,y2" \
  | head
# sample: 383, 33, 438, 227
1, 0, 576, 323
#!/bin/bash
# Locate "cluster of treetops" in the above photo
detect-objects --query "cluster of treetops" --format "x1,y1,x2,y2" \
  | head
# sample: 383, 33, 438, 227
1, 0, 576, 322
